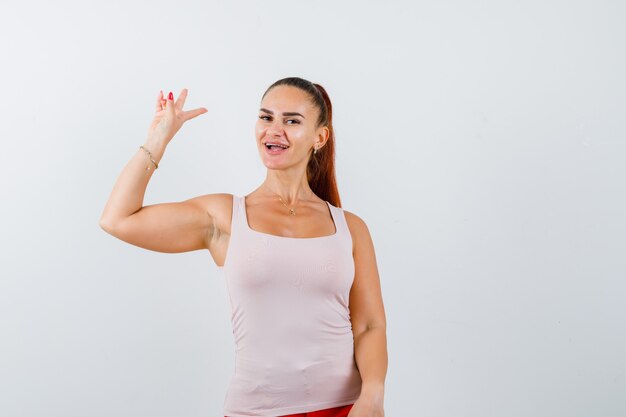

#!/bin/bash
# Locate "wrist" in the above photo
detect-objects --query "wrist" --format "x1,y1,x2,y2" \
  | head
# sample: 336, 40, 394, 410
360, 381, 385, 397
144, 136, 168, 152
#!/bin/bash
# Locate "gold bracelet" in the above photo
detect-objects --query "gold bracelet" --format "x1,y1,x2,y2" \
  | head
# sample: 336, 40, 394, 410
139, 145, 159, 170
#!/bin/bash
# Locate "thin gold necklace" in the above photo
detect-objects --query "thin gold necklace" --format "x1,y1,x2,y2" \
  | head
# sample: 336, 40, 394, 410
264, 185, 309, 216
277, 195, 298, 215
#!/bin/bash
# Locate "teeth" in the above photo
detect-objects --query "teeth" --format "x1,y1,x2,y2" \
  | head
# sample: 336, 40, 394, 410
266, 143, 288, 149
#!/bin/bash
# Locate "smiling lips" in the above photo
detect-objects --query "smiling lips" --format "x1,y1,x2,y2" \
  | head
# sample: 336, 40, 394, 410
264, 142, 289, 149
264, 142, 289, 155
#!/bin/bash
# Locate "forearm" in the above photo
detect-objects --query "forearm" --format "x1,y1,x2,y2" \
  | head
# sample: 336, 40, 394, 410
99, 137, 167, 227
354, 326, 388, 396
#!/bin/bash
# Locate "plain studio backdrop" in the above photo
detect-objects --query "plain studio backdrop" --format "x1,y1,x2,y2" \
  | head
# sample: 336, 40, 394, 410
0, 0, 624, 416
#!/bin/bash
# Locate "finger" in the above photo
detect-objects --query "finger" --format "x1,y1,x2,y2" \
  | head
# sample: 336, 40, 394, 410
182, 107, 208, 121
166, 91, 175, 113
160, 91, 167, 111
176, 88, 189, 110
154, 90, 164, 112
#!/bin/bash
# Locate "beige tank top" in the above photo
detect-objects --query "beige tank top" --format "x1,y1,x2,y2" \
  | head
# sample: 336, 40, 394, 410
217, 194, 362, 416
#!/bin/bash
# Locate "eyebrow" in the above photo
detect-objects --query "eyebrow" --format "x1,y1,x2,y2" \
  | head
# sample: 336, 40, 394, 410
259, 108, 305, 118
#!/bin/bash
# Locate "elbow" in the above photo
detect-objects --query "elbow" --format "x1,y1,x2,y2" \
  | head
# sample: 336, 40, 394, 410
353, 323, 386, 341
366, 323, 387, 335
98, 217, 117, 234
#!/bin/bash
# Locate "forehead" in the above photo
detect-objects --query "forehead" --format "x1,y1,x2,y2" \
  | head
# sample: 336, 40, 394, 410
261, 85, 315, 114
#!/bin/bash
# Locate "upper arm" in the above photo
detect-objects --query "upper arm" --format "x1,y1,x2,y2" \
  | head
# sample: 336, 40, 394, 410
345, 210, 387, 339
100, 194, 217, 254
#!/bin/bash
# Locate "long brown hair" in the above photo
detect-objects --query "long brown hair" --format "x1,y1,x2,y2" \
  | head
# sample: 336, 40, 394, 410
261, 77, 342, 208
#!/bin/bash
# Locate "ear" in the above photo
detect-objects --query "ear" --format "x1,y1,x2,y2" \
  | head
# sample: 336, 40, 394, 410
316, 125, 330, 148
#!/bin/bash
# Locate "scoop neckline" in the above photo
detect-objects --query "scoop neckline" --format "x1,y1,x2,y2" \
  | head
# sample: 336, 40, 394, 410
241, 194, 338, 240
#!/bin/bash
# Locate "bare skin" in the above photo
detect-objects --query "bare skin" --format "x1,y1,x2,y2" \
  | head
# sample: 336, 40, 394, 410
99, 85, 387, 417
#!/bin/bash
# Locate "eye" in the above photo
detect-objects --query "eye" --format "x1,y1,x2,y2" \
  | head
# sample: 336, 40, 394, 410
258, 115, 300, 124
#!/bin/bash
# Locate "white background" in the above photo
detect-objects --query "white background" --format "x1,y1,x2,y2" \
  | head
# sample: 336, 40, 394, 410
1, 1, 624, 416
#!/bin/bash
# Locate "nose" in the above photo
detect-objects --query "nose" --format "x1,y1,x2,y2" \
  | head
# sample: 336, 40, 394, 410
266, 118, 285, 136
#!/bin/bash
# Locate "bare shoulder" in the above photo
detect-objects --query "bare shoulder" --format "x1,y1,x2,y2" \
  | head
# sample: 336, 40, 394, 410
343, 209, 368, 231
186, 192, 234, 240
189, 192, 233, 217
342, 209, 373, 253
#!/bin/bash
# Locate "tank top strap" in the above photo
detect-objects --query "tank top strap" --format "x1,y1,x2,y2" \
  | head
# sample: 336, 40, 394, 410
228, 194, 244, 235
327, 201, 350, 238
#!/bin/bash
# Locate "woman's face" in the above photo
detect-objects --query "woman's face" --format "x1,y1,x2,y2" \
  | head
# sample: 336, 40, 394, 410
255, 85, 327, 170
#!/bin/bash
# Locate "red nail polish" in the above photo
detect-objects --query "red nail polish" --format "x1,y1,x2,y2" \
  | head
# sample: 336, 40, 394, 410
168, 91, 173, 100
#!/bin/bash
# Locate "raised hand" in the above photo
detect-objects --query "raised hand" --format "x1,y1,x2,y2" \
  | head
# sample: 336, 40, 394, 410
147, 88, 208, 144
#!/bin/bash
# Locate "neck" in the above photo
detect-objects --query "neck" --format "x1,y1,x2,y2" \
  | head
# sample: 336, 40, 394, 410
260, 169, 313, 205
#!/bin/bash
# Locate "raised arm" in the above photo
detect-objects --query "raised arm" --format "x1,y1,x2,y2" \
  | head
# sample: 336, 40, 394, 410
98, 89, 211, 253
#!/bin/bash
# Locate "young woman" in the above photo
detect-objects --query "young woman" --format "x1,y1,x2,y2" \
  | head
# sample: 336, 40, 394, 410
99, 77, 387, 417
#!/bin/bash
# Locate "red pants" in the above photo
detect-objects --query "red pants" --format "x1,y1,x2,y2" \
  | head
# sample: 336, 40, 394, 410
225, 403, 354, 417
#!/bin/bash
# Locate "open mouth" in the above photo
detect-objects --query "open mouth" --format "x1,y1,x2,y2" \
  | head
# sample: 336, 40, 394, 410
265, 143, 289, 150
264, 143, 290, 155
